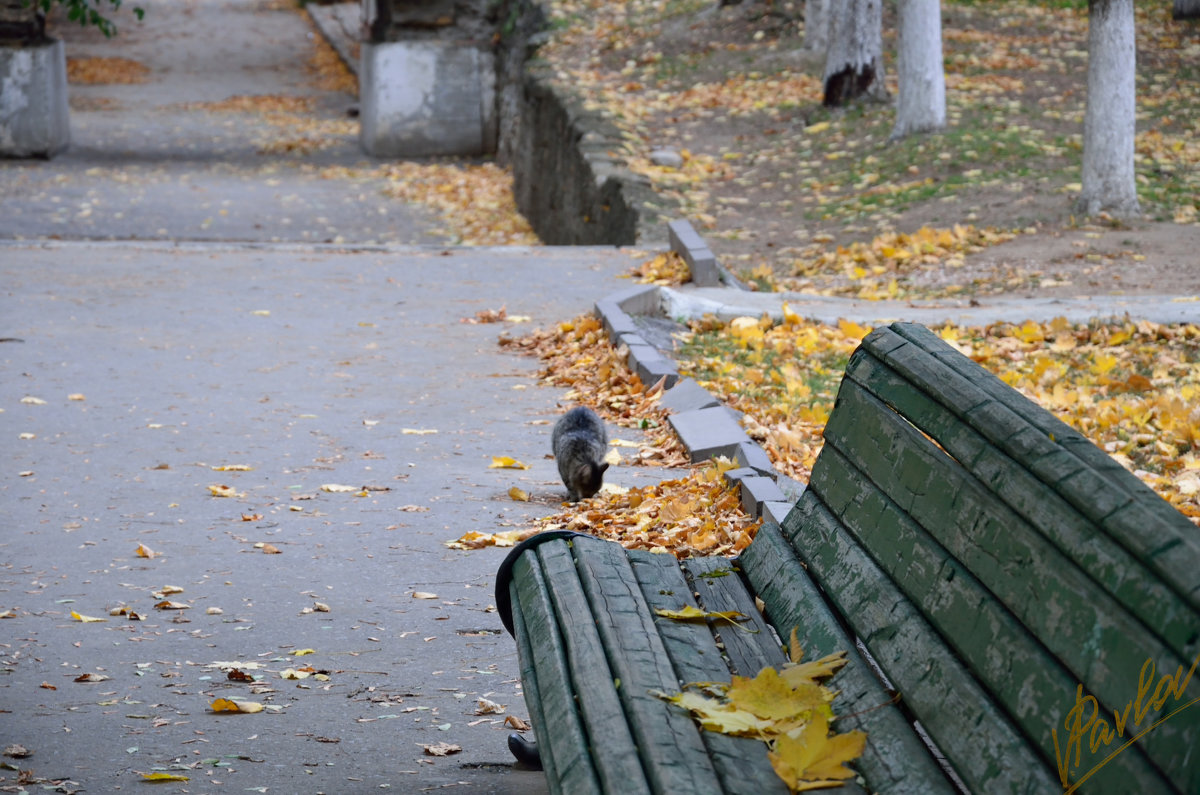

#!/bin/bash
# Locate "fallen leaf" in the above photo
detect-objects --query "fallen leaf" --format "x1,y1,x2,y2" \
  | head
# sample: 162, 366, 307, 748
70, 611, 107, 623
475, 697, 506, 715
255, 543, 281, 554
140, 772, 190, 782
654, 605, 747, 624
3, 744, 31, 758
154, 600, 189, 610
402, 428, 439, 435
508, 485, 530, 502
768, 712, 866, 790
135, 544, 157, 559
412, 592, 438, 600
210, 698, 264, 713
20, 396, 47, 405
505, 715, 531, 731
208, 484, 245, 498
320, 483, 359, 493
421, 742, 462, 756
74, 673, 111, 683
212, 464, 252, 471
489, 456, 530, 470
293, 649, 317, 656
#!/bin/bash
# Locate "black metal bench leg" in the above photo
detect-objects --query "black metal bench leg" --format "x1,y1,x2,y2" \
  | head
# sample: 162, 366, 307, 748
507, 732, 543, 770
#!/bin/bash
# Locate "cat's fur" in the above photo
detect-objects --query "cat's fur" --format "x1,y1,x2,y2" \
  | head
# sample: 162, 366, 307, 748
551, 406, 609, 501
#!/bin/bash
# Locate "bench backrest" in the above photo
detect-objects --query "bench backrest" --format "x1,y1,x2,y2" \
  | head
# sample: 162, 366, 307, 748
744, 322, 1199, 794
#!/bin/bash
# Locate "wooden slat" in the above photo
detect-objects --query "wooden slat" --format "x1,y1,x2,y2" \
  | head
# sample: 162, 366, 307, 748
845, 348, 1200, 663
781, 493, 1061, 794
741, 523, 958, 794
534, 541, 654, 795
628, 550, 793, 795
510, 551, 604, 795
571, 537, 723, 794
685, 556, 788, 677
811, 440, 1169, 794
823, 378, 1199, 789
868, 323, 1200, 613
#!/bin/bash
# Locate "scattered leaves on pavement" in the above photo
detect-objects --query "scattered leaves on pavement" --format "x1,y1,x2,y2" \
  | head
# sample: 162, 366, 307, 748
66, 56, 149, 84
530, 457, 761, 558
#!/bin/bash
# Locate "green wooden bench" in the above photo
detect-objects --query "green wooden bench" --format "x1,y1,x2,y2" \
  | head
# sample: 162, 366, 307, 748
495, 321, 1200, 794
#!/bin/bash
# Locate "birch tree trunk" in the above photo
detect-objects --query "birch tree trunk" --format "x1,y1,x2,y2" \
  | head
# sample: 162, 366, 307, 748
891, 0, 945, 140
805, 0, 831, 59
1076, 0, 1140, 219
823, 0, 888, 107
1174, 0, 1200, 19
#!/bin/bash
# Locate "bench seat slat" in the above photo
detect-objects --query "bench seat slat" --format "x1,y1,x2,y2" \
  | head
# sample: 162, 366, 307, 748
845, 349, 1200, 663
741, 524, 959, 794
868, 324, 1200, 614
685, 555, 789, 676
628, 551, 795, 795
824, 377, 1199, 787
510, 549, 610, 794
531, 541, 655, 794
572, 537, 726, 793
782, 494, 1060, 794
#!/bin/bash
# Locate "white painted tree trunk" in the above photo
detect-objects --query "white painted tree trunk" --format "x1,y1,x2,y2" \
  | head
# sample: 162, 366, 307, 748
1174, 0, 1200, 19
891, 0, 946, 140
1077, 0, 1140, 219
823, 0, 888, 106
805, 0, 831, 59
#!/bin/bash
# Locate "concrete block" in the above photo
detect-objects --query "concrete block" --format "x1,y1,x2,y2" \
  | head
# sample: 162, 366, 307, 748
606, 284, 660, 316
631, 351, 678, 390
720, 467, 757, 486
669, 406, 751, 463
360, 41, 495, 157
738, 475, 787, 518
0, 39, 69, 158
668, 219, 722, 287
761, 501, 795, 526
595, 298, 640, 339
733, 441, 776, 477
660, 378, 720, 413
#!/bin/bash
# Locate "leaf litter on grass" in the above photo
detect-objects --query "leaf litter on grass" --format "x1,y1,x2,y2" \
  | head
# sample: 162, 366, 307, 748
532, 0, 1199, 294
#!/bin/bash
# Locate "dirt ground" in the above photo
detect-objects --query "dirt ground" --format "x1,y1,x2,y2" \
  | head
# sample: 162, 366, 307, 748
536, 0, 1200, 302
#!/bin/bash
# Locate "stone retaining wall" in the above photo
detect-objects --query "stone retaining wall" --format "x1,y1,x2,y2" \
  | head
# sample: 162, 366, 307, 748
493, 0, 673, 245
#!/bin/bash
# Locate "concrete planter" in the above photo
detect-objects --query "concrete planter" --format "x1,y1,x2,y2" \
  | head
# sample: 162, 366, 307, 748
359, 40, 495, 157
0, 37, 70, 158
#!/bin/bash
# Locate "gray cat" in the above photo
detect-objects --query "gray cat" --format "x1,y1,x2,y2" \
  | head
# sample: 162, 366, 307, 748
551, 406, 609, 501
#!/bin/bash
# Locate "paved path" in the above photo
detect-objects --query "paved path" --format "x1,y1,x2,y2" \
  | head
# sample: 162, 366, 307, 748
0, 0, 440, 245
0, 241, 672, 793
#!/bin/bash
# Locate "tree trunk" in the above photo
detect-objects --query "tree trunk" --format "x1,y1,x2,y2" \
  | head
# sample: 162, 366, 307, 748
892, 0, 945, 140
823, 0, 887, 107
1076, 0, 1140, 219
805, 0, 831, 59
1174, 0, 1200, 19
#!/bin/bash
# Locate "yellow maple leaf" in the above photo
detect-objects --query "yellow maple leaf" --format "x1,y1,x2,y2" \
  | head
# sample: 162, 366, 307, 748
727, 667, 830, 722
781, 650, 849, 689
656, 690, 773, 737
70, 611, 107, 623
508, 485, 531, 502
768, 712, 866, 789
141, 772, 190, 782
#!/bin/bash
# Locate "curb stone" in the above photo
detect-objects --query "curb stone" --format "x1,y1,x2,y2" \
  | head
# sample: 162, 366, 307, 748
591, 224, 797, 522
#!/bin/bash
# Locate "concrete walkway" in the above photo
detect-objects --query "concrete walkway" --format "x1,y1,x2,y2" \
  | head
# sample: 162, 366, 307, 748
0, 241, 671, 794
